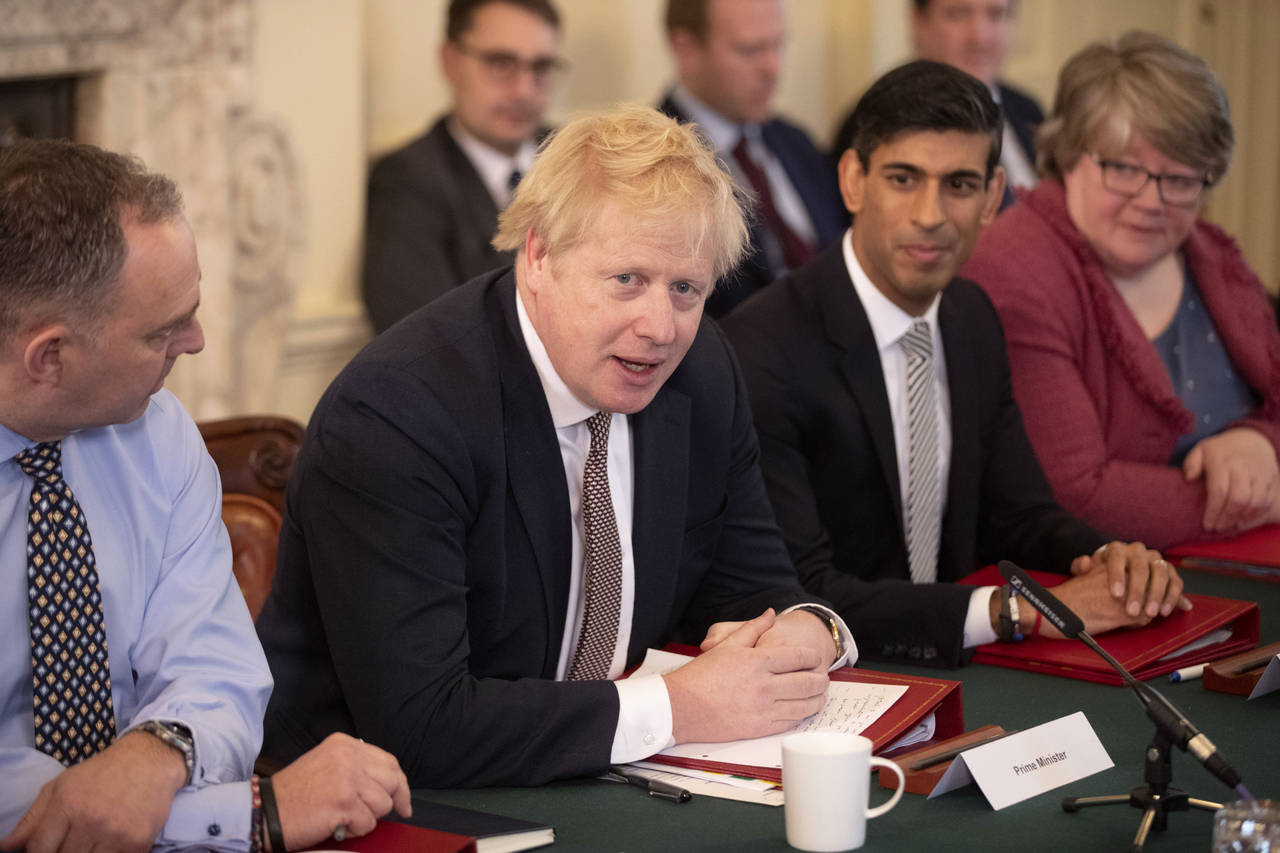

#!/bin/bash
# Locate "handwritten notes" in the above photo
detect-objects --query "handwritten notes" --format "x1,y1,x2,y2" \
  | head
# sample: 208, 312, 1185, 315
629, 648, 907, 771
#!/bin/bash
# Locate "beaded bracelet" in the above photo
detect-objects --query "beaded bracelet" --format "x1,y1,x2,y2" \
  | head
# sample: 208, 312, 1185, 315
249, 774, 264, 853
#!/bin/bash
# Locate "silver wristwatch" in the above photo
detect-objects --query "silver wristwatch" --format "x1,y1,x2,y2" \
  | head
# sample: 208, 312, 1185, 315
134, 720, 195, 786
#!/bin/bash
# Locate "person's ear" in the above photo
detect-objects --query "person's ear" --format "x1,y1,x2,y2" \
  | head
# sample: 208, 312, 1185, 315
523, 229, 552, 293
22, 324, 70, 387
838, 149, 867, 217
981, 165, 1007, 226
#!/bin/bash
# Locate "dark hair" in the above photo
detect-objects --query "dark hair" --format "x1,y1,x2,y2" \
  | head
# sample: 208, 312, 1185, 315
446, 0, 561, 42
844, 59, 1003, 180
665, 0, 710, 39
0, 138, 182, 342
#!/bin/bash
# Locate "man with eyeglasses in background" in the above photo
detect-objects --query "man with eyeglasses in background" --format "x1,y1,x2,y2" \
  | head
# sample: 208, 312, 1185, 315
362, 0, 564, 333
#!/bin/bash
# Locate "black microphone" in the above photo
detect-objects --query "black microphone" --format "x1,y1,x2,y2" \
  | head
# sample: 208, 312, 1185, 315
998, 560, 1085, 639
996, 560, 1249, 797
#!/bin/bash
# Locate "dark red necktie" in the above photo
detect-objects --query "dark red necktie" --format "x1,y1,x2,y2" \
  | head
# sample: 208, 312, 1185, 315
732, 136, 815, 272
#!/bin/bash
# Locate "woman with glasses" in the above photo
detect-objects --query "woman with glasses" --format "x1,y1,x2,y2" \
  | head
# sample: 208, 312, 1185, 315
965, 31, 1280, 549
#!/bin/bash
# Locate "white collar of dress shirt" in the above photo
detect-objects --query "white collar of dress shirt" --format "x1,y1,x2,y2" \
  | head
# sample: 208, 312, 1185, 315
988, 83, 1002, 104
841, 228, 942, 352
447, 116, 538, 205
668, 84, 758, 153
515, 285, 598, 429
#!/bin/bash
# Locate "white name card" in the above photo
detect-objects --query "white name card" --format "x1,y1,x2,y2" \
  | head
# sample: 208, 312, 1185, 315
1250, 654, 1280, 699
928, 711, 1113, 810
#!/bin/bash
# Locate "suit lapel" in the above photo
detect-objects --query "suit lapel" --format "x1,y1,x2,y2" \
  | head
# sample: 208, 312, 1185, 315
627, 385, 690, 659
436, 118, 502, 237
490, 277, 574, 674
812, 247, 905, 534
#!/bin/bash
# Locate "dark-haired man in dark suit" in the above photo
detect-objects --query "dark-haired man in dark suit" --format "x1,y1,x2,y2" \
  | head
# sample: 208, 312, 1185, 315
726, 60, 1187, 668
362, 0, 564, 332
661, 0, 846, 316
832, 0, 1043, 210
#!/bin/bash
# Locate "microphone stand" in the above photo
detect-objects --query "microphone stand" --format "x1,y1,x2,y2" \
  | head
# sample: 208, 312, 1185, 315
1060, 628, 1225, 852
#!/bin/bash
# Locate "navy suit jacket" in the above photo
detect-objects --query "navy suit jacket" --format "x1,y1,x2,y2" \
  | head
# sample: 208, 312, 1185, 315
658, 94, 846, 317
257, 269, 819, 786
361, 115, 515, 333
724, 245, 1104, 667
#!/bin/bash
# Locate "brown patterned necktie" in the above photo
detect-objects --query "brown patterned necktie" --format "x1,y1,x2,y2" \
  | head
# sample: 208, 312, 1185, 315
566, 411, 623, 681
16, 441, 116, 764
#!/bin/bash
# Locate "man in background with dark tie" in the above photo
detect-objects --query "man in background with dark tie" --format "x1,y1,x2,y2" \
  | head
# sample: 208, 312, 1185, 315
725, 61, 1187, 669
362, 0, 564, 333
258, 103, 852, 788
832, 0, 1043, 210
660, 0, 846, 316
0, 139, 409, 852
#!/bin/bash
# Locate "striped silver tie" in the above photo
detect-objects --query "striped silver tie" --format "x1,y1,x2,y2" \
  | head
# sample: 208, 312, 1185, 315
901, 321, 939, 584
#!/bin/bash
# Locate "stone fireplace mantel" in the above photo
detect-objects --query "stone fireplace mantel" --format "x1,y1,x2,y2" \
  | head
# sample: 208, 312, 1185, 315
0, 0, 302, 419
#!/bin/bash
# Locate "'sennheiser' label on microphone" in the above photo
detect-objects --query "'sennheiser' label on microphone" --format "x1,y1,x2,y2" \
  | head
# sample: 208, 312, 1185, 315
928, 711, 1113, 809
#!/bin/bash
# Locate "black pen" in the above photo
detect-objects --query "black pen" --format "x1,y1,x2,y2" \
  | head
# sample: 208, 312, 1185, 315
607, 765, 693, 803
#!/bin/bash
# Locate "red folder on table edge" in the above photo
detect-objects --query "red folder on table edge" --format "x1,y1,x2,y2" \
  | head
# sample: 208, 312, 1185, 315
1166, 523, 1280, 581
958, 565, 1259, 685
301, 820, 476, 853
641, 644, 963, 784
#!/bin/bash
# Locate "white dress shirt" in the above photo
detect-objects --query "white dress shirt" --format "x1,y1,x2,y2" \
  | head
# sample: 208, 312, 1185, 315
516, 289, 853, 762
991, 87, 1037, 191
842, 232, 999, 646
447, 118, 538, 209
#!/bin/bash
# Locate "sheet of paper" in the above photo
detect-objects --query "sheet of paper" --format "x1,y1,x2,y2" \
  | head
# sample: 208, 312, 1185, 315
631, 760, 779, 791
1158, 627, 1233, 660
930, 711, 1113, 810
1249, 654, 1280, 699
883, 712, 936, 752
609, 765, 784, 806
630, 648, 907, 772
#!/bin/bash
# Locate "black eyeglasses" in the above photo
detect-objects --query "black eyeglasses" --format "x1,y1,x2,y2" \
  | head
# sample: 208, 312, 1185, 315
453, 43, 567, 85
1089, 153, 1209, 207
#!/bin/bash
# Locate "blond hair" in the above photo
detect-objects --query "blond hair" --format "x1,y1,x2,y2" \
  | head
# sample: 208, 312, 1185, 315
493, 103, 749, 281
1038, 31, 1232, 184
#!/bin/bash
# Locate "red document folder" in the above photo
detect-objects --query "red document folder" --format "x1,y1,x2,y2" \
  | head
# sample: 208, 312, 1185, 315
642, 646, 963, 784
303, 821, 476, 853
959, 566, 1260, 684
1167, 523, 1280, 582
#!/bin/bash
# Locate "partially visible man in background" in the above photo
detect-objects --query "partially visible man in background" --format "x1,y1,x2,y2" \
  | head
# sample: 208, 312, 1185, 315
662, 0, 845, 315
362, 0, 564, 332
833, 0, 1043, 209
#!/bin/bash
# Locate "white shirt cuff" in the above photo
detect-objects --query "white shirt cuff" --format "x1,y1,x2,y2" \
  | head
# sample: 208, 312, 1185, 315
157, 780, 253, 852
610, 674, 674, 764
780, 603, 858, 669
963, 586, 1000, 647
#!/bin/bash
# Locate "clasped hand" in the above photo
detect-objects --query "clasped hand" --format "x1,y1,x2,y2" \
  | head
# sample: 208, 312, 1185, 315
1051, 540, 1192, 638
663, 609, 832, 746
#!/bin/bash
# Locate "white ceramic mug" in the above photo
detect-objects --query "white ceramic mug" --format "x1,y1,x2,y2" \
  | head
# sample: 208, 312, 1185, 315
782, 731, 905, 852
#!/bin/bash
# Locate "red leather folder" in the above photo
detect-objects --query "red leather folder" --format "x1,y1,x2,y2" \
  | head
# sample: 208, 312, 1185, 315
1167, 523, 1280, 582
642, 646, 963, 784
958, 566, 1260, 684
303, 820, 477, 853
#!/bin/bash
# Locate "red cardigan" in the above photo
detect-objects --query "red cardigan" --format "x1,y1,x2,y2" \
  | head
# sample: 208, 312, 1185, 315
963, 181, 1280, 548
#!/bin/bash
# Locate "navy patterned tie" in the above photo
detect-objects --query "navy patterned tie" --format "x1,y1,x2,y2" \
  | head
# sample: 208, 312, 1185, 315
16, 441, 116, 764
567, 412, 623, 681
901, 322, 940, 585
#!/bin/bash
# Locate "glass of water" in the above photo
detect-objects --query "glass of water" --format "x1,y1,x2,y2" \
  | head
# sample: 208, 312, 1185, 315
1214, 800, 1280, 853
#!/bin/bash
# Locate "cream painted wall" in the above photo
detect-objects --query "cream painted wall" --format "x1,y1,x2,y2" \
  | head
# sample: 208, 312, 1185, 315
254, 0, 1277, 423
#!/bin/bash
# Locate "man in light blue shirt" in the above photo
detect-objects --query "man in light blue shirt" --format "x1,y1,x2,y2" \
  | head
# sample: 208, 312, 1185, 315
0, 140, 409, 851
